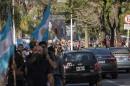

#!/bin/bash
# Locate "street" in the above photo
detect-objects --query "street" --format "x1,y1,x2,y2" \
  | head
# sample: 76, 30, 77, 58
66, 71, 130, 86
101, 71, 130, 86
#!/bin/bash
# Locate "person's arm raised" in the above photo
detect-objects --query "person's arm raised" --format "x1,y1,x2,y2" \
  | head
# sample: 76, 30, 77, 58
46, 54, 57, 69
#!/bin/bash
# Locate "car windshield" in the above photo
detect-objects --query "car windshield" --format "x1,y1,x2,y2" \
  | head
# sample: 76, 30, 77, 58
64, 52, 96, 62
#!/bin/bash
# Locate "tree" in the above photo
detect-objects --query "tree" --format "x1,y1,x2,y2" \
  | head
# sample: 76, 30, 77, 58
53, 0, 130, 47
100, 0, 130, 47
0, 0, 11, 30
0, 0, 56, 35
63, 0, 103, 47
1, 0, 130, 43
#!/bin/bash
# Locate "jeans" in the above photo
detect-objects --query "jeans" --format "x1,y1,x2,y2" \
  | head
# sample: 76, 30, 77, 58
54, 76, 62, 86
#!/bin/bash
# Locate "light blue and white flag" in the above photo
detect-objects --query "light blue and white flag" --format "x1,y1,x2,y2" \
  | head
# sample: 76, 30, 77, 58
0, 15, 14, 80
32, 0, 51, 42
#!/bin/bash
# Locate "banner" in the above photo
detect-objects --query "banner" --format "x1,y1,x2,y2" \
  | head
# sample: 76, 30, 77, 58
32, 1, 51, 42
0, 15, 14, 81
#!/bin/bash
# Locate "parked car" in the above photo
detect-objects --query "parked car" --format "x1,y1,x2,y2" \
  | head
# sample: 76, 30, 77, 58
62, 50, 101, 86
109, 47, 130, 72
85, 48, 118, 79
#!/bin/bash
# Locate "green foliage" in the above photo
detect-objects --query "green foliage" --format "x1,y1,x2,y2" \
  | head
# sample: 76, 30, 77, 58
0, 0, 11, 30
0, 0, 130, 38
119, 3, 130, 35
0, 0, 45, 34
73, 0, 88, 8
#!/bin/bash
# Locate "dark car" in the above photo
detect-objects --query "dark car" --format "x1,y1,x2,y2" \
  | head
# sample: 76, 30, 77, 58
109, 47, 130, 72
62, 50, 101, 86
85, 48, 118, 79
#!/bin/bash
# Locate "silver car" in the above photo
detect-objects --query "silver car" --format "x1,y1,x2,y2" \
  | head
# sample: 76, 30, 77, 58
85, 48, 118, 79
109, 47, 130, 72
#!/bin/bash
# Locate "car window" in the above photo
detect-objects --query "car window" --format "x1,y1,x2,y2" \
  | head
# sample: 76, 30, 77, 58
94, 49, 111, 55
64, 52, 96, 62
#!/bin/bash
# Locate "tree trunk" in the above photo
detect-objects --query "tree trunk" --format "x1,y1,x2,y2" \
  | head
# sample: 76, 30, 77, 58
110, 27, 115, 47
85, 28, 88, 48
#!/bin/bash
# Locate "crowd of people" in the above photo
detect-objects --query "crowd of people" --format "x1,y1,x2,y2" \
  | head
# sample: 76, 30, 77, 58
6, 40, 66, 86
5, 36, 127, 86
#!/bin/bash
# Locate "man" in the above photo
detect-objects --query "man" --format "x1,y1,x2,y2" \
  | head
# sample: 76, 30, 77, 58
39, 41, 57, 69
48, 45, 63, 86
7, 44, 25, 86
27, 41, 54, 86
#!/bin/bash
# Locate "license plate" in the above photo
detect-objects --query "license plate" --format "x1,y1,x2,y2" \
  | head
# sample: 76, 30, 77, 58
118, 57, 127, 62
76, 66, 85, 71
117, 58, 121, 62
98, 61, 105, 64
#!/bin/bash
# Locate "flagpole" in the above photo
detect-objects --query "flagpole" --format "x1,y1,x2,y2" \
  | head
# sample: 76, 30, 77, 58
12, 0, 16, 86
12, 0, 16, 45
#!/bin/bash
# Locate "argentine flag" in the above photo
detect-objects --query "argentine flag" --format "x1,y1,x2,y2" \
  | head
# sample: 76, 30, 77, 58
0, 15, 14, 81
32, 1, 51, 42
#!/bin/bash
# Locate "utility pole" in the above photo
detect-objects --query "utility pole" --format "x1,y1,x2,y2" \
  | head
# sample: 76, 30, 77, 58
70, 11, 73, 50
70, 0, 73, 51
57, 0, 73, 50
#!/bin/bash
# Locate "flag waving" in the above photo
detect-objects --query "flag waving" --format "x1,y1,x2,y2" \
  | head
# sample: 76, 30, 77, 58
0, 15, 14, 81
32, 1, 51, 42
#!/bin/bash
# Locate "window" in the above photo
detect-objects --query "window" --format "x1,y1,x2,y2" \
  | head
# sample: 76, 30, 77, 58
64, 52, 96, 62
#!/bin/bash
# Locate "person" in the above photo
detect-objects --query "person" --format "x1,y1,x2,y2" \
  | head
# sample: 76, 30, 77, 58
48, 45, 63, 86
7, 44, 25, 86
27, 42, 54, 86
39, 41, 57, 69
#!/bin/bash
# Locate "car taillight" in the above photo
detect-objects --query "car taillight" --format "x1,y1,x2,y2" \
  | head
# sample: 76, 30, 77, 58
128, 56, 130, 60
109, 56, 116, 63
94, 63, 101, 71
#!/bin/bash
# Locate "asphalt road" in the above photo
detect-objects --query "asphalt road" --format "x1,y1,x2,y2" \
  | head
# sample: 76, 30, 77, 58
66, 71, 130, 86
101, 71, 130, 86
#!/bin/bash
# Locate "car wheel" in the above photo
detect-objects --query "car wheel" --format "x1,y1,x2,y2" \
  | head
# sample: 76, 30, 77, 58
95, 81, 100, 86
89, 81, 100, 86
111, 73, 118, 79
89, 82, 95, 86
102, 74, 106, 78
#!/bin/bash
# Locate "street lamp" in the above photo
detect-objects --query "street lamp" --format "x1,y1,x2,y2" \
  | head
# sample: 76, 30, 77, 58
56, 0, 73, 50
70, 12, 73, 50
69, 0, 73, 51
